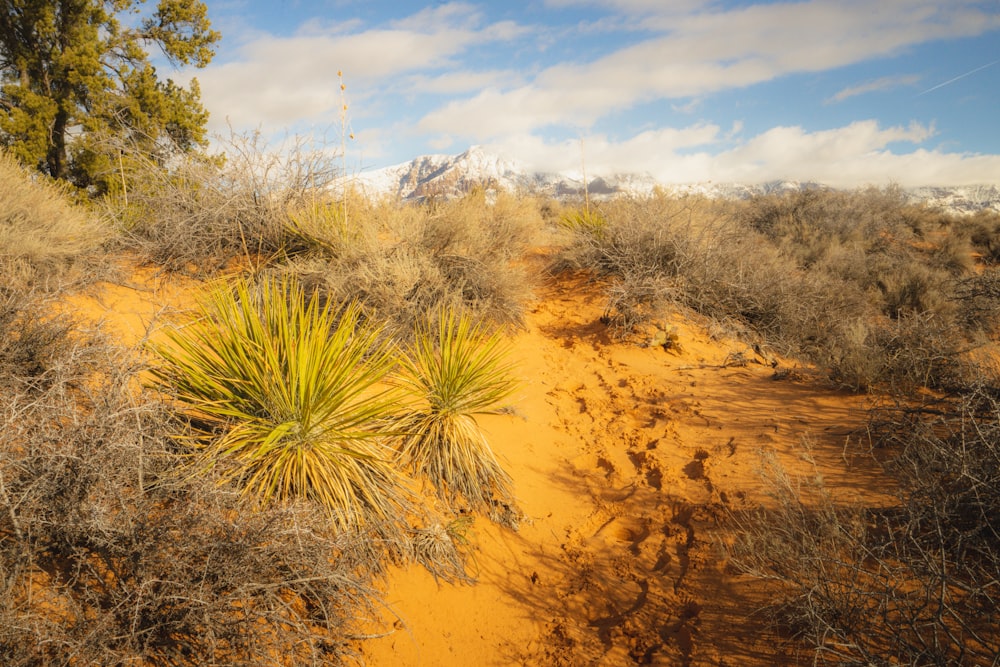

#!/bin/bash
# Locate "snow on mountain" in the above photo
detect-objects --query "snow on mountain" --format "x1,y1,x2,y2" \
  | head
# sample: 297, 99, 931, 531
351, 147, 1000, 215
905, 185, 1000, 215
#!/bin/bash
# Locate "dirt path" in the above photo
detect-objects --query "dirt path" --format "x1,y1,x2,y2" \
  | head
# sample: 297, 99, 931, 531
361, 273, 889, 666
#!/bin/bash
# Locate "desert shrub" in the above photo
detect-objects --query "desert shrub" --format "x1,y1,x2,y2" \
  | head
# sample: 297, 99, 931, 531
963, 210, 1000, 264
737, 186, 915, 267
281, 189, 537, 343
825, 312, 971, 392
0, 289, 79, 392
0, 150, 109, 291
929, 228, 976, 275
557, 187, 990, 393
876, 260, 955, 321
0, 306, 377, 666
954, 268, 1000, 332
110, 131, 339, 274
283, 188, 381, 259
728, 383, 1000, 665
396, 307, 521, 528
149, 275, 415, 540
602, 271, 675, 338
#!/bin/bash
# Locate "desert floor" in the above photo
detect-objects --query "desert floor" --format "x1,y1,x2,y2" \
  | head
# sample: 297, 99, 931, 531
70, 255, 895, 666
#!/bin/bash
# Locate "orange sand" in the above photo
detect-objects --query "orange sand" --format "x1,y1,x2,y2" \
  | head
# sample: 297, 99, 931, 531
359, 272, 889, 666
64, 261, 891, 666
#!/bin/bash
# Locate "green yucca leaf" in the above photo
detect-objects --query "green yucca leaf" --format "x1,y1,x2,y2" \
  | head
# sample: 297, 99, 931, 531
150, 275, 410, 533
396, 307, 520, 527
559, 207, 607, 238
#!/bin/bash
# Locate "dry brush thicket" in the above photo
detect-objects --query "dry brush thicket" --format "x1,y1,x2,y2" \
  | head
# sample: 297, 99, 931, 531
558, 186, 1000, 393
1, 143, 532, 663
0, 299, 383, 665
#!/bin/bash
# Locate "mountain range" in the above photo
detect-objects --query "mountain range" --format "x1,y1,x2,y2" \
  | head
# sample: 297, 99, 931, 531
352, 146, 1000, 215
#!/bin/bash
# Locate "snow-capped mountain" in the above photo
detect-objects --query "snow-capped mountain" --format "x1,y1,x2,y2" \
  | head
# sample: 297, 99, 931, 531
352, 146, 1000, 215
353, 146, 659, 201
905, 185, 1000, 215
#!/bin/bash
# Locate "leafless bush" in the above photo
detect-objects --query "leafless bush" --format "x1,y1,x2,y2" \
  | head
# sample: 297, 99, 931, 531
281, 189, 538, 343
109, 130, 340, 274
962, 210, 1000, 265
602, 271, 675, 338
954, 268, 1000, 332
557, 187, 990, 394
728, 383, 1000, 665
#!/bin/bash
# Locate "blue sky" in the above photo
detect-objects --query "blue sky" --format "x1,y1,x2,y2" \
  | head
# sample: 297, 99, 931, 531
171, 0, 1000, 186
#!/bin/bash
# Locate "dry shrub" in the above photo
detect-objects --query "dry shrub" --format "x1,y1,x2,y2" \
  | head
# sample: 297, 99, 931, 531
728, 383, 1000, 665
109, 130, 339, 274
0, 289, 78, 391
557, 187, 991, 394
0, 150, 109, 291
954, 267, 1000, 332
283, 189, 538, 343
962, 210, 1000, 264
0, 300, 391, 666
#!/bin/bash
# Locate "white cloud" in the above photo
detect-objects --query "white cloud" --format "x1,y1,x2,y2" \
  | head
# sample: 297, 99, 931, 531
488, 120, 999, 187
406, 69, 523, 94
183, 7, 530, 132
419, 0, 1000, 140
826, 74, 922, 103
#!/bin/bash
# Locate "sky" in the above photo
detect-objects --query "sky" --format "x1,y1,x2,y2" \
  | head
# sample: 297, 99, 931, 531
169, 0, 1000, 187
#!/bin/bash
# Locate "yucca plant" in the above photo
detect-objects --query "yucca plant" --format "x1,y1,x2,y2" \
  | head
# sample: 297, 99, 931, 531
396, 307, 520, 527
286, 200, 354, 256
149, 275, 411, 534
559, 206, 607, 239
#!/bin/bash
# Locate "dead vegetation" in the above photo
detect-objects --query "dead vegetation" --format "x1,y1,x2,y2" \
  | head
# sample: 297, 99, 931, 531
727, 383, 1000, 665
556, 186, 1000, 394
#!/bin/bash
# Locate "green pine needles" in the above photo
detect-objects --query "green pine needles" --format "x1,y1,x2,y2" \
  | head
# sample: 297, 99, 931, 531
397, 309, 521, 527
150, 276, 410, 533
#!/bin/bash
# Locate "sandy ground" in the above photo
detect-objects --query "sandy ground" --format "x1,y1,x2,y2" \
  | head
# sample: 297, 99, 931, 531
360, 271, 890, 667
65, 261, 893, 666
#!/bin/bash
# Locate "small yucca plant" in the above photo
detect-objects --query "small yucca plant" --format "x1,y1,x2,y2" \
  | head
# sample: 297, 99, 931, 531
559, 206, 607, 238
396, 308, 520, 527
149, 275, 410, 533
285, 200, 354, 256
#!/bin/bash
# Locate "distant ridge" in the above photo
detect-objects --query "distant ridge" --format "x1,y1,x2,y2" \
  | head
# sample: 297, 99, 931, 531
353, 146, 1000, 215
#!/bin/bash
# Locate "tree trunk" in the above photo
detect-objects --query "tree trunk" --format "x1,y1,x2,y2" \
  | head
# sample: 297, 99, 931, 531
47, 103, 68, 179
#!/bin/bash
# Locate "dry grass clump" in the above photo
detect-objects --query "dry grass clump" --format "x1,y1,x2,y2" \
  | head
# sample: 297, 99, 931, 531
0, 301, 378, 666
557, 186, 993, 393
0, 150, 109, 291
281, 188, 539, 343
728, 381, 1000, 665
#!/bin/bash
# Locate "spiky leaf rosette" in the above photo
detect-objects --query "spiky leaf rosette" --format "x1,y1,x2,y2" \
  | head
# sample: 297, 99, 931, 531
397, 308, 520, 527
150, 275, 410, 534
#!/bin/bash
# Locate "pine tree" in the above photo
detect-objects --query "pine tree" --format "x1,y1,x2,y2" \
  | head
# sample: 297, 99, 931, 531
0, 0, 219, 192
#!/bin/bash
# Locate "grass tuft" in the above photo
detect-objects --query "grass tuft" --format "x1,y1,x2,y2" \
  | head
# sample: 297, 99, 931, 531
0, 150, 108, 290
